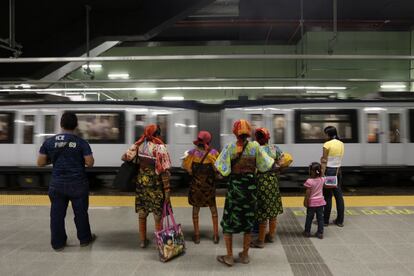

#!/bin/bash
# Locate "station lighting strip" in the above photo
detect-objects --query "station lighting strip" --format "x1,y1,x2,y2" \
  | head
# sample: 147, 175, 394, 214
0, 86, 347, 92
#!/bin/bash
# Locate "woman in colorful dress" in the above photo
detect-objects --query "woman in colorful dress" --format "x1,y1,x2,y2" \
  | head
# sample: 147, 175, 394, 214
251, 127, 284, 248
182, 131, 220, 244
215, 120, 274, 266
122, 124, 171, 248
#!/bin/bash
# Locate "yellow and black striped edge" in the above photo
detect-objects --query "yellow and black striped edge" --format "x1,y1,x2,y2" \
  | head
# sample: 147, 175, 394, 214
1, 195, 414, 207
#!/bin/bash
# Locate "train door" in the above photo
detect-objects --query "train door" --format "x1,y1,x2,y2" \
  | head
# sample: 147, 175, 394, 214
17, 110, 40, 166
267, 110, 292, 153
385, 109, 406, 165
362, 109, 385, 166
132, 113, 147, 143
170, 109, 197, 167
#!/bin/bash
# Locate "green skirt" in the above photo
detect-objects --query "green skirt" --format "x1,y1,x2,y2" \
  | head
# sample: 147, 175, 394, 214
256, 171, 283, 222
135, 167, 164, 216
221, 173, 257, 234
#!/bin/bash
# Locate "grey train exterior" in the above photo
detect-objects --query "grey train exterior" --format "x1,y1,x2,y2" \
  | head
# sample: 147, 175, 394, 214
0, 100, 413, 188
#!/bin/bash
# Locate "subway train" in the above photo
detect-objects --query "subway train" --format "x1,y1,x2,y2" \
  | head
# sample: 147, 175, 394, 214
0, 99, 413, 189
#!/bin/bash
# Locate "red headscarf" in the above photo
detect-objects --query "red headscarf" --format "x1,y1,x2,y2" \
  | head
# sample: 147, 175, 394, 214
232, 119, 251, 153
193, 131, 212, 151
135, 124, 164, 146
255, 127, 270, 145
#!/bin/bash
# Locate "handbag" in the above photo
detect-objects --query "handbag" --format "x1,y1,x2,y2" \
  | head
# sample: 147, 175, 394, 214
113, 152, 139, 191
324, 167, 340, 189
155, 203, 186, 262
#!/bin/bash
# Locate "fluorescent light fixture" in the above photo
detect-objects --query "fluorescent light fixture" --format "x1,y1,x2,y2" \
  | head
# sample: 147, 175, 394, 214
82, 64, 102, 70
363, 107, 386, 111
1, 86, 346, 93
162, 96, 184, 101
135, 88, 157, 94
380, 84, 406, 89
306, 90, 336, 94
14, 84, 31, 89
107, 73, 129, 79
67, 94, 86, 101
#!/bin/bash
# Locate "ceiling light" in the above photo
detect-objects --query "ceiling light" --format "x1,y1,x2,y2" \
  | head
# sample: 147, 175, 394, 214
107, 73, 129, 79
135, 88, 157, 94
82, 64, 102, 70
14, 83, 31, 89
162, 96, 184, 101
380, 84, 406, 89
306, 91, 336, 94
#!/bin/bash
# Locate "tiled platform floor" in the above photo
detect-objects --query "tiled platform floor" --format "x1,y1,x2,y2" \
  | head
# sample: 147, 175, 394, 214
1, 205, 414, 276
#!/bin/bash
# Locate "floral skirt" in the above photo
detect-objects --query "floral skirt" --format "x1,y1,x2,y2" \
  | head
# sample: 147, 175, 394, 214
135, 167, 164, 217
188, 163, 216, 207
221, 173, 257, 234
256, 171, 283, 222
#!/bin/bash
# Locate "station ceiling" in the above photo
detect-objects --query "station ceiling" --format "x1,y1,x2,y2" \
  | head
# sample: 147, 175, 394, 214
1, 0, 414, 101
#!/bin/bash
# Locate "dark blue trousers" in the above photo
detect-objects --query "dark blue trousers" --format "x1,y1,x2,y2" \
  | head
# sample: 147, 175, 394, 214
323, 167, 345, 225
304, 206, 324, 234
48, 182, 92, 249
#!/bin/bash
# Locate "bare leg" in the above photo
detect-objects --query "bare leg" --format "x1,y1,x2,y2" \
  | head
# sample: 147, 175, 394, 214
209, 205, 219, 244
192, 206, 200, 244
138, 211, 148, 248
153, 213, 162, 232
217, 233, 234, 266
266, 217, 277, 243
238, 232, 251, 264
251, 222, 266, 248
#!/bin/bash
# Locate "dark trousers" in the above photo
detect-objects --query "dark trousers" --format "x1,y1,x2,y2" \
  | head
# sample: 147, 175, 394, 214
304, 206, 324, 234
48, 182, 92, 249
323, 167, 345, 224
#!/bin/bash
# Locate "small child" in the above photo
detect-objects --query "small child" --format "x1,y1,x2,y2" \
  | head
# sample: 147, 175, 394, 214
303, 162, 326, 239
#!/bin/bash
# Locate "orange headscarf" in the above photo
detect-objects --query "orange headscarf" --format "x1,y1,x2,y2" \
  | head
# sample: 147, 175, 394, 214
193, 131, 212, 151
135, 124, 164, 146
255, 127, 270, 145
232, 119, 251, 153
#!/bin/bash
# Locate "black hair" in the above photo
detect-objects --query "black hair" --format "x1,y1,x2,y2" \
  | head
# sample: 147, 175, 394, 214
324, 126, 339, 140
309, 162, 322, 177
239, 134, 249, 141
255, 130, 265, 140
154, 125, 161, 137
60, 112, 78, 130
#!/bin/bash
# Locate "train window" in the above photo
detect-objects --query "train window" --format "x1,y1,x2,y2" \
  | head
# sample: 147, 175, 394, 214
272, 114, 286, 144
388, 114, 401, 143
43, 115, 56, 141
226, 118, 234, 134
250, 114, 264, 137
156, 115, 168, 144
295, 110, 358, 143
134, 115, 146, 141
0, 112, 14, 143
23, 115, 35, 144
72, 111, 125, 144
367, 114, 380, 143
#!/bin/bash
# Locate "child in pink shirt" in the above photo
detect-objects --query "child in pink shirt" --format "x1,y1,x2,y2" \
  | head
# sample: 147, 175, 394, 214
303, 162, 326, 239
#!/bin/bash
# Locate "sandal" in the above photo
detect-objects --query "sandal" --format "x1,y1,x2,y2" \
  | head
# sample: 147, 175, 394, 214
192, 235, 200, 244
213, 235, 220, 244
250, 240, 265, 248
264, 234, 274, 243
236, 252, 250, 264
139, 239, 149, 248
216, 255, 234, 267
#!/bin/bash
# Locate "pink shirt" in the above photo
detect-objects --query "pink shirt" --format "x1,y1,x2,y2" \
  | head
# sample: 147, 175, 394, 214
304, 177, 326, 207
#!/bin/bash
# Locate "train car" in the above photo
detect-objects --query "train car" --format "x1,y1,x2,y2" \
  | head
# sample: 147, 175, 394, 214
0, 101, 198, 189
220, 99, 414, 187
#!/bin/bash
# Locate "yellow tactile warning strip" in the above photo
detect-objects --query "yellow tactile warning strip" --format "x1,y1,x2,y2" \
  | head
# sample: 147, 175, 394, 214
1, 195, 414, 207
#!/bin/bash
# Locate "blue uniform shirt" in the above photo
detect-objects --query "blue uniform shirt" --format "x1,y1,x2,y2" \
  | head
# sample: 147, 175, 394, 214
39, 133, 92, 187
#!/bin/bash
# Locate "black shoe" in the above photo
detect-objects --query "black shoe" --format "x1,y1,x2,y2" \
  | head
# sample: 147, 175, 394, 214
333, 219, 344, 227
323, 222, 329, 227
303, 231, 311, 238
53, 244, 66, 252
80, 234, 97, 247
315, 233, 323, 239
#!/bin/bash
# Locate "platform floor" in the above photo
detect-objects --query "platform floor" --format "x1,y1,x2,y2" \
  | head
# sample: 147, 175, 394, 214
1, 200, 414, 275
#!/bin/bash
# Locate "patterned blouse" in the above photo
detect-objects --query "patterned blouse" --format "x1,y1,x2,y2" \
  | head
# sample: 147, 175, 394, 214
261, 144, 283, 163
182, 148, 219, 174
214, 141, 274, 177
125, 140, 171, 175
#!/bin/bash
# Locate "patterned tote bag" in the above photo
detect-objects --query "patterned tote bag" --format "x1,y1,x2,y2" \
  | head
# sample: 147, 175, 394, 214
155, 203, 186, 262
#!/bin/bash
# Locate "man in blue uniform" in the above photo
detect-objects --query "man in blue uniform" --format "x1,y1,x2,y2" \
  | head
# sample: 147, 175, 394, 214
37, 112, 96, 251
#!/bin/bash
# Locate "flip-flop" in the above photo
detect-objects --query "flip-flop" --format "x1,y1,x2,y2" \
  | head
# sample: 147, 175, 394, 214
216, 255, 234, 267
235, 252, 250, 264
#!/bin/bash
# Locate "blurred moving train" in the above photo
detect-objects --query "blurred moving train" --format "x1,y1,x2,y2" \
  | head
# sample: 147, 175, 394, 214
0, 99, 414, 189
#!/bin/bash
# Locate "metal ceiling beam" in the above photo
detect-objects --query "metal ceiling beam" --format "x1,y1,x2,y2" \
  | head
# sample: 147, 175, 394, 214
1, 78, 412, 85
2, 54, 414, 63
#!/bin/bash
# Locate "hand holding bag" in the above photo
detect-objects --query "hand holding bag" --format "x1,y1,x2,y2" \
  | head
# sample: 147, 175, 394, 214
155, 203, 186, 262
